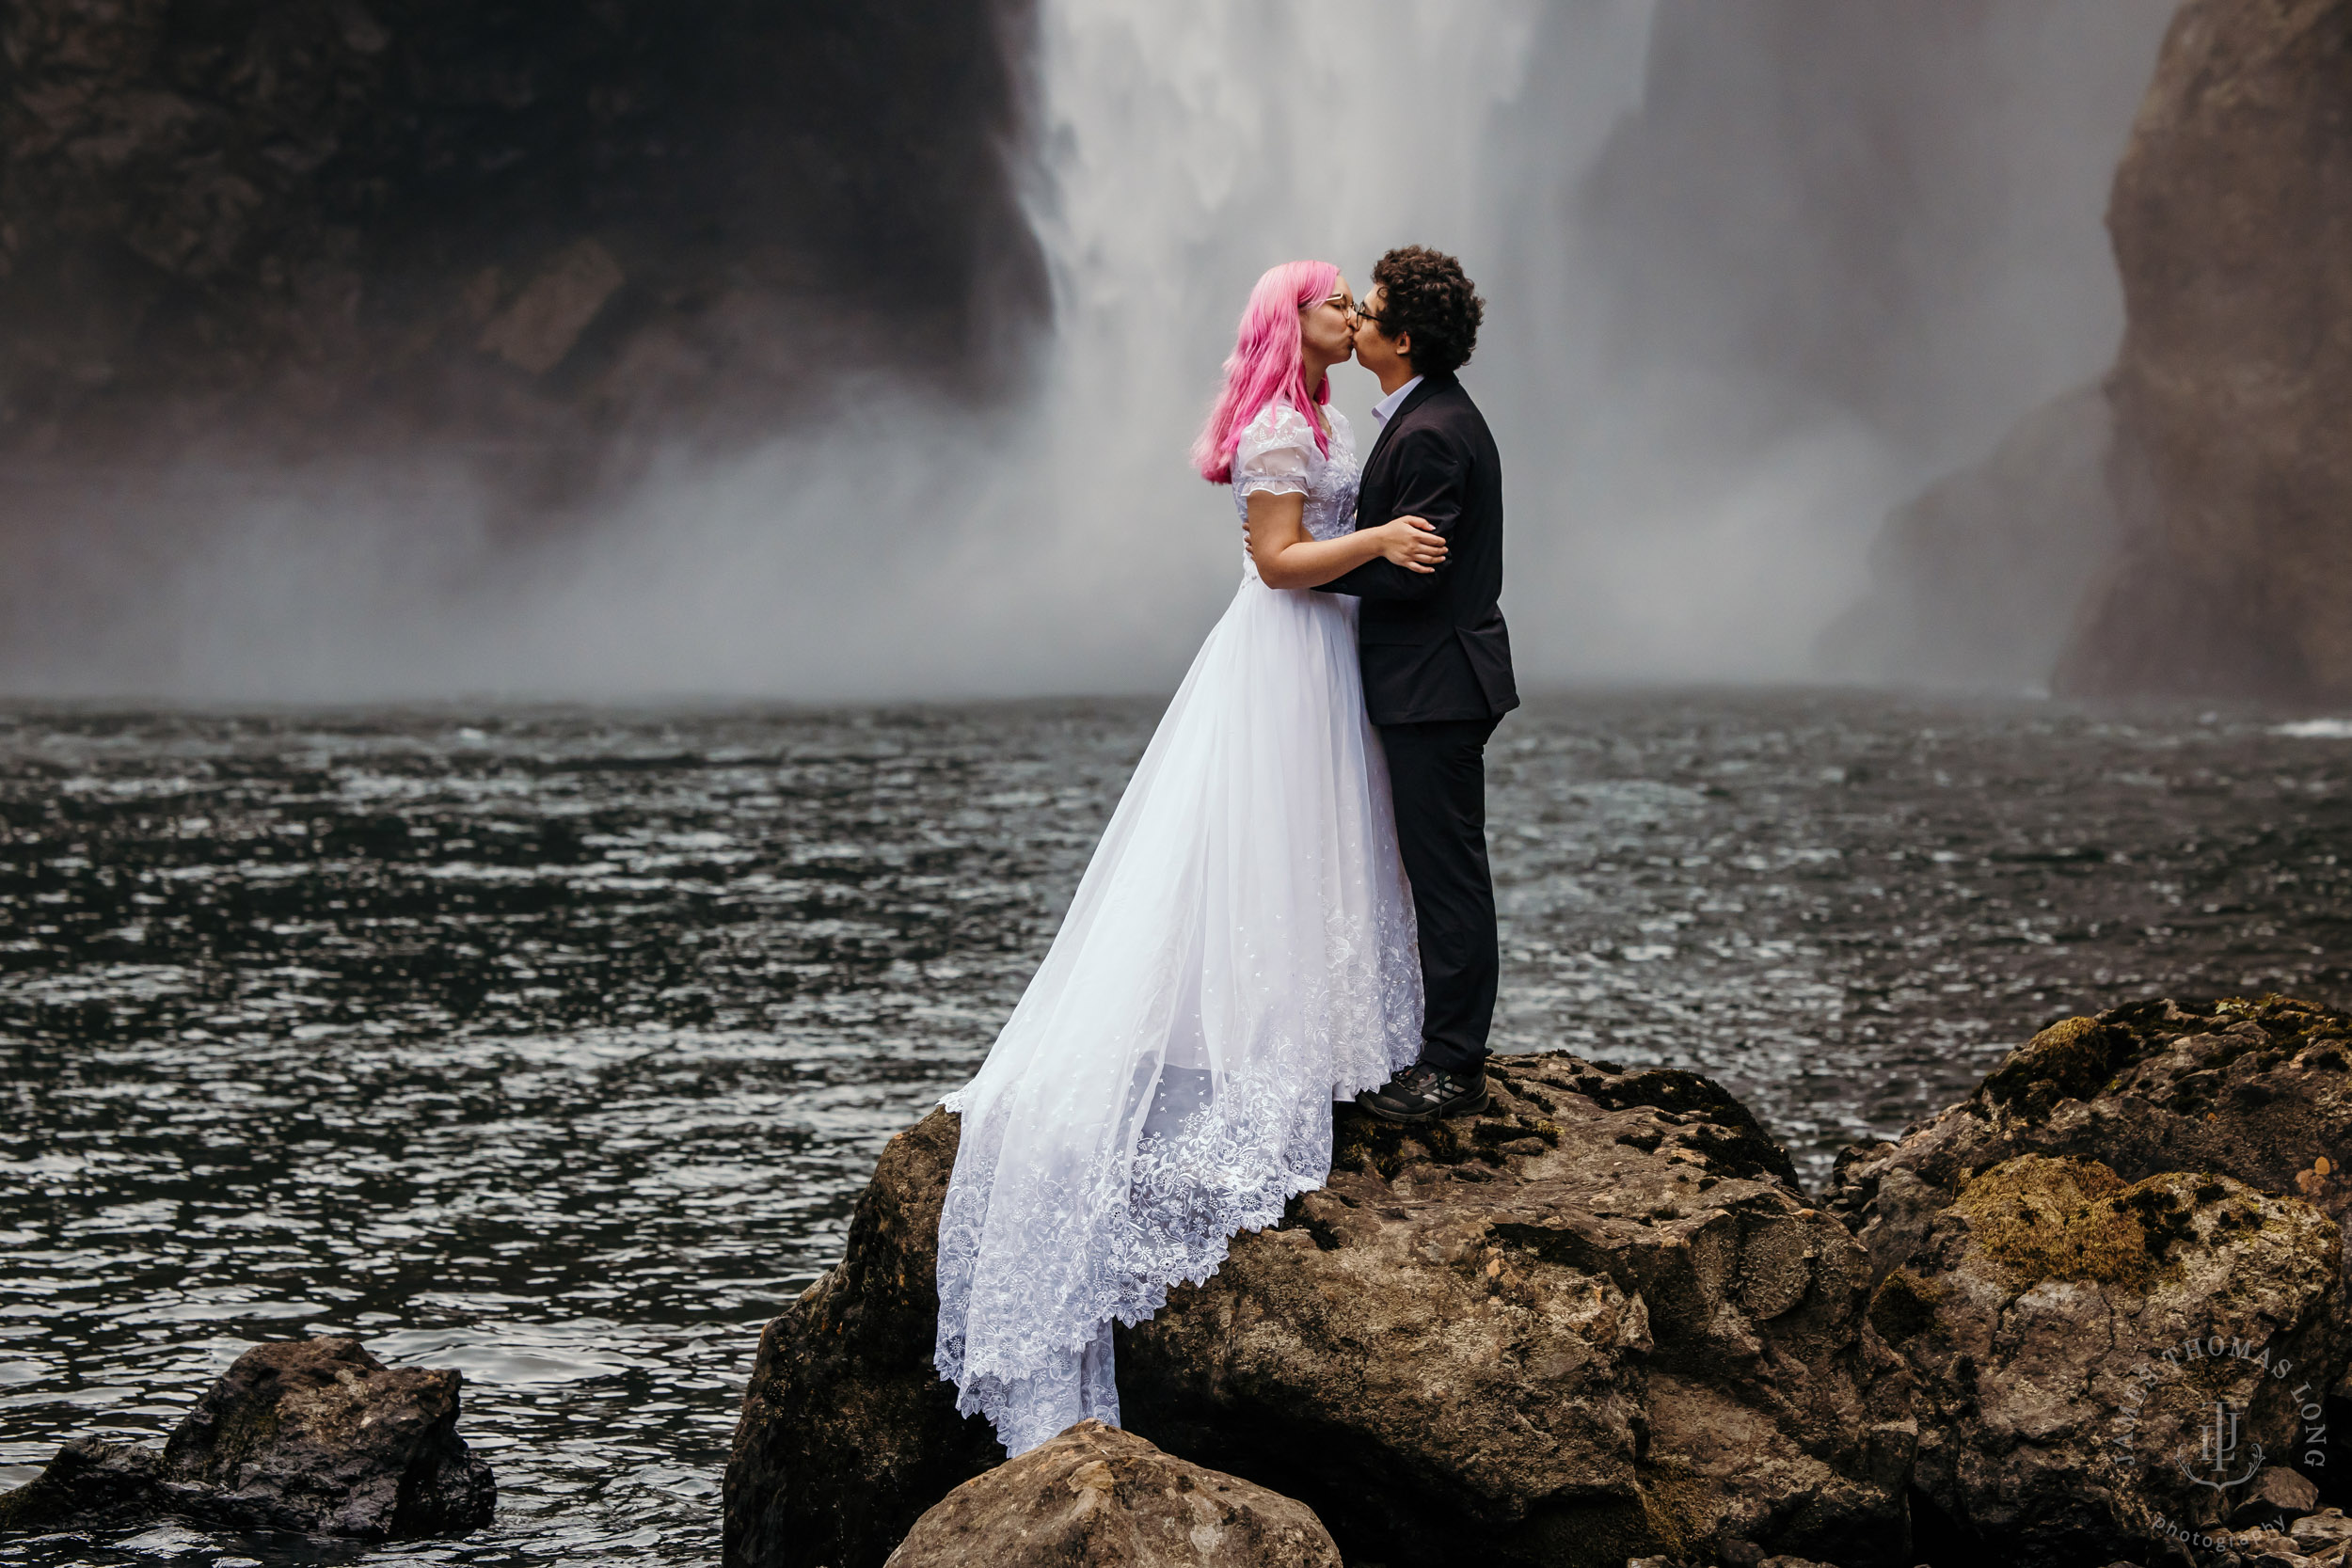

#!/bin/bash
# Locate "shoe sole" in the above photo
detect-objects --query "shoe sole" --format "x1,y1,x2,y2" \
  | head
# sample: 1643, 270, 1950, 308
1356, 1088, 1491, 1126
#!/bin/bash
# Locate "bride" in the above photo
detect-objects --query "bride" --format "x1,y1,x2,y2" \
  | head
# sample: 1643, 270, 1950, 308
931, 260, 1447, 1455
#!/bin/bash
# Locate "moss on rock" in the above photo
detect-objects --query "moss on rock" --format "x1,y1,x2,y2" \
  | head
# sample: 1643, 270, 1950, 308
1867, 1266, 1943, 1343
1954, 1155, 2152, 1288
1980, 1016, 2120, 1113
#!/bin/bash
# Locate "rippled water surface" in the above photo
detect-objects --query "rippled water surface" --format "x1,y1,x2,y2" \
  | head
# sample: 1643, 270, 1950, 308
3, 692, 2346, 1565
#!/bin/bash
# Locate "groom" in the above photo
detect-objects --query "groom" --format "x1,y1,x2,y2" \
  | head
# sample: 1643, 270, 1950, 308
1317, 245, 1518, 1124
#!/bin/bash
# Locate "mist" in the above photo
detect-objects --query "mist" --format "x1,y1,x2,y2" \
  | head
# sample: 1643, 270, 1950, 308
0, 0, 2175, 702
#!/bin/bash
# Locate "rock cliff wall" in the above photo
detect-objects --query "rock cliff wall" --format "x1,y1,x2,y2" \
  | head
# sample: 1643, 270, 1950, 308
2055, 0, 2352, 700
0, 0, 1041, 466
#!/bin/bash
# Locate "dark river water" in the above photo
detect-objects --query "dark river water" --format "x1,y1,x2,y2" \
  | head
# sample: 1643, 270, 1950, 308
2, 691, 2346, 1566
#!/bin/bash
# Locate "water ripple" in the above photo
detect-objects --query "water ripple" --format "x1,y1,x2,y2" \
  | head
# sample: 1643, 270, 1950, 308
1, 692, 2345, 1564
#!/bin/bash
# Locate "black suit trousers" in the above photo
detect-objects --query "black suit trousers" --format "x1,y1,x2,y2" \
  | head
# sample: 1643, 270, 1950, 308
1378, 715, 1502, 1074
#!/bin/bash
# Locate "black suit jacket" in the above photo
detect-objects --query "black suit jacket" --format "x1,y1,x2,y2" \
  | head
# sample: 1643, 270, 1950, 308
1315, 373, 1518, 725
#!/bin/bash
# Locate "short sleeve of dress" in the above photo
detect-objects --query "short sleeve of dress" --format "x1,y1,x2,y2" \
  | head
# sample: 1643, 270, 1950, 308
1232, 402, 1318, 499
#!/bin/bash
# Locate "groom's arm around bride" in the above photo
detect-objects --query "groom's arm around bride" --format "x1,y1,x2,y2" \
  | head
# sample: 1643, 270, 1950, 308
1317, 245, 1518, 1121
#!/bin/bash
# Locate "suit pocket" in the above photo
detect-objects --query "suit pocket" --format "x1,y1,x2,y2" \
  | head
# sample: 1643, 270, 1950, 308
1454, 611, 1518, 708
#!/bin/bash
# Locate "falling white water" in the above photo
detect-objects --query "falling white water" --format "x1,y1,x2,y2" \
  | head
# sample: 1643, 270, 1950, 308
131, 0, 1652, 703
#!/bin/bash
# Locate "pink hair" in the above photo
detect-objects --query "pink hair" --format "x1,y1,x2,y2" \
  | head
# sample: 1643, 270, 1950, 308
1190, 260, 1339, 483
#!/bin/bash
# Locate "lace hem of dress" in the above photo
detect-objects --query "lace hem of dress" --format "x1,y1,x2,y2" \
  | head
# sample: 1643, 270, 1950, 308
933, 879, 1418, 1450
932, 1041, 1404, 1455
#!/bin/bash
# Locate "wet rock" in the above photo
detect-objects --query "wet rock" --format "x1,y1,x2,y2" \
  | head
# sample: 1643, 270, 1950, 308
723, 1106, 1003, 1568
0, 1337, 493, 1539
882, 1418, 1340, 1568
725, 1053, 1911, 1568
2236, 1466, 2324, 1529
477, 240, 626, 376
1827, 997, 2352, 1272
1871, 1154, 2344, 1558
2055, 0, 2352, 701
160, 1336, 494, 1536
0, 1438, 164, 1532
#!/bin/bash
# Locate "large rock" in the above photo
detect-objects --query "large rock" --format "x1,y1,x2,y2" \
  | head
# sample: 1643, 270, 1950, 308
2056, 0, 2352, 701
1872, 1155, 2344, 1560
723, 1105, 1004, 1568
725, 1054, 1914, 1568
1829, 997, 2352, 1560
0, 1337, 493, 1538
882, 1418, 1340, 1568
1117, 1057, 1908, 1568
1827, 997, 2352, 1267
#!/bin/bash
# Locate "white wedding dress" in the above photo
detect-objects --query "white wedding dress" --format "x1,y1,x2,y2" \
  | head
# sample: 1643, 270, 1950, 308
932, 400, 1423, 1454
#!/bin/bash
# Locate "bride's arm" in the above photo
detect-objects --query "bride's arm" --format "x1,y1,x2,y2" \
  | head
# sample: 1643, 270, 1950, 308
1246, 491, 1446, 590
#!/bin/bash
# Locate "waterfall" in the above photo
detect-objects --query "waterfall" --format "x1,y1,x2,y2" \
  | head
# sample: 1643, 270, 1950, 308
507, 0, 1652, 701
8, 0, 2170, 701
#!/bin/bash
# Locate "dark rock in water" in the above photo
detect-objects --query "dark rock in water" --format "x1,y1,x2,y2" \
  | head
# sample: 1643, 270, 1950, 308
0, 1438, 165, 1533
723, 1106, 1002, 1568
159, 1336, 495, 1537
2056, 0, 2352, 701
0, 1337, 493, 1539
1820, 382, 2116, 689
724, 1053, 1912, 1568
882, 1418, 1340, 1568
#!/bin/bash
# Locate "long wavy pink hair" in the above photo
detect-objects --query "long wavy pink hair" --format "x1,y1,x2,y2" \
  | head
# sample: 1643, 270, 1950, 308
1190, 260, 1339, 483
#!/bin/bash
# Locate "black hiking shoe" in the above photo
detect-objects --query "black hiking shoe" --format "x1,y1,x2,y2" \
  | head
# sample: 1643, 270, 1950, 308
1357, 1062, 1490, 1124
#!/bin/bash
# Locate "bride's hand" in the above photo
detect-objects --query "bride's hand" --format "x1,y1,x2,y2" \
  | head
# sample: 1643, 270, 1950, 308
1372, 515, 1447, 573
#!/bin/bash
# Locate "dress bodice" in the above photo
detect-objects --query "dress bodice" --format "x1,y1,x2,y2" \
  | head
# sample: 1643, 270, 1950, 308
1231, 401, 1359, 547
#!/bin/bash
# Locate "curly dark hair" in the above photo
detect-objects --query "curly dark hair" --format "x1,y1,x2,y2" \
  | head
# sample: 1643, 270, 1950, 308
1369, 245, 1484, 378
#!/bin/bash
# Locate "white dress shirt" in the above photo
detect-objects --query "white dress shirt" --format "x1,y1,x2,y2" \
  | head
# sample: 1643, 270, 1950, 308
1370, 374, 1424, 431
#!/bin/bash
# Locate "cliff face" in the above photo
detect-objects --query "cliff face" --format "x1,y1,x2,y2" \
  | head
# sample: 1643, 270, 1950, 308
2057, 0, 2352, 700
1818, 383, 2117, 689
0, 0, 1042, 466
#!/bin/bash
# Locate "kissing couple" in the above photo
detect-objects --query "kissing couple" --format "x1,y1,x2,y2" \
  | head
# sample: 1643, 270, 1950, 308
934, 246, 1518, 1454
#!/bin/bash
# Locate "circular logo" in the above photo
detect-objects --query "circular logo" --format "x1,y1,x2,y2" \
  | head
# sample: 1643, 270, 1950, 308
2107, 1327, 2328, 1556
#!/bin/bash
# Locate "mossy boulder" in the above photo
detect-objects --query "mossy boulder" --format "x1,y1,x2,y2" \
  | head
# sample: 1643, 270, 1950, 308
1829, 997, 2352, 1284
1826, 995, 2352, 1565
1885, 1153, 2345, 1562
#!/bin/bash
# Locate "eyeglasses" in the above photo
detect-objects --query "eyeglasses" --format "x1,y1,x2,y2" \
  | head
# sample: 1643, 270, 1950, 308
1353, 302, 1389, 330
